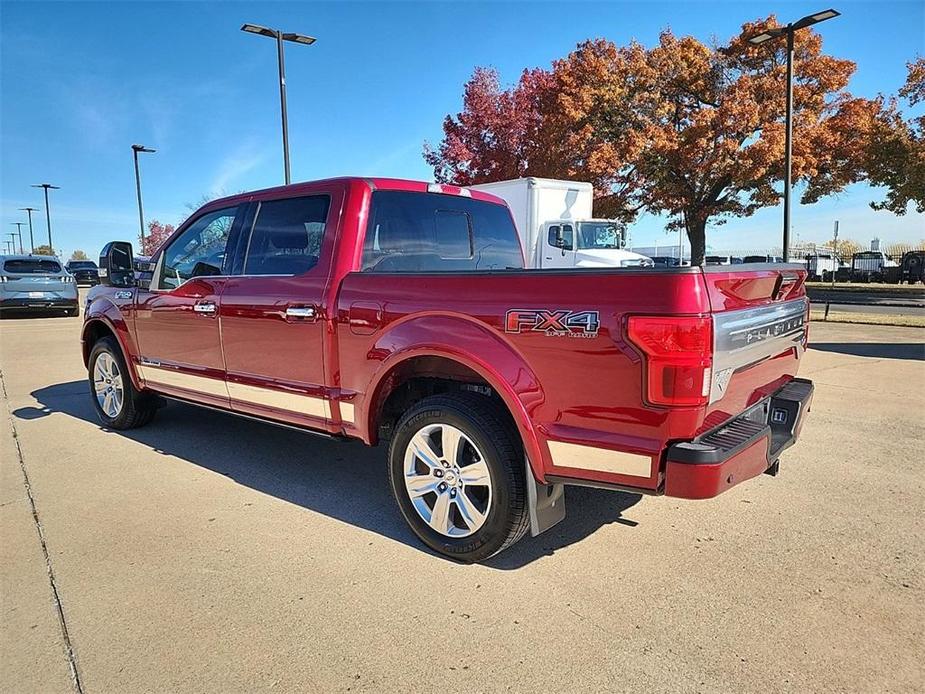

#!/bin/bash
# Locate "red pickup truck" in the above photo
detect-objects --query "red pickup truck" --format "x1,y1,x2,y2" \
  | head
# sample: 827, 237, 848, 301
83, 177, 813, 562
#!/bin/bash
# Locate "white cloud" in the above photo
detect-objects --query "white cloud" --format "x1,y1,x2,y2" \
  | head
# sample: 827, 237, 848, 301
208, 141, 271, 198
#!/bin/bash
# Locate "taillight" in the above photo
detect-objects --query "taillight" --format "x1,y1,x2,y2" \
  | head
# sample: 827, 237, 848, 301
627, 315, 713, 407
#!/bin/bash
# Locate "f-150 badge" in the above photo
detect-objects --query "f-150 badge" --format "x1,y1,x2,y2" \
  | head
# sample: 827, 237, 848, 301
505, 309, 600, 338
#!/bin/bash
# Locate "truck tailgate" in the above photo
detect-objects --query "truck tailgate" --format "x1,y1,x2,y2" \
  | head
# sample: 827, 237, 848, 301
699, 264, 809, 434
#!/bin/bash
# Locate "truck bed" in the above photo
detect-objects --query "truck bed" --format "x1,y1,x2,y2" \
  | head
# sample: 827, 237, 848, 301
335, 263, 808, 493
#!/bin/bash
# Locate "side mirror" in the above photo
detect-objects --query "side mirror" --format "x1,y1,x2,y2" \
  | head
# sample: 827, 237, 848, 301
553, 231, 573, 251
98, 241, 135, 288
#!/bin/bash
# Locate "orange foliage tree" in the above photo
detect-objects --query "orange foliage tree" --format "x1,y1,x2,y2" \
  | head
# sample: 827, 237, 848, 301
140, 220, 174, 256
426, 16, 881, 264
866, 58, 925, 215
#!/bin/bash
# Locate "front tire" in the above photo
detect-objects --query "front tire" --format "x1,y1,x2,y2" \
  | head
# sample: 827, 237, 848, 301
88, 336, 157, 429
388, 392, 529, 562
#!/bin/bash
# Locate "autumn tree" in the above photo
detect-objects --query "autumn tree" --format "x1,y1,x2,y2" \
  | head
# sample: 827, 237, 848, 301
427, 17, 881, 263
33, 244, 54, 256
70, 249, 88, 260
140, 220, 175, 256
822, 237, 861, 260
865, 58, 925, 215
424, 64, 641, 225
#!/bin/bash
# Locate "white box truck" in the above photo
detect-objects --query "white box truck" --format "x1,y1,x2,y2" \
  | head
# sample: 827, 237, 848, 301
804, 251, 841, 280
469, 177, 653, 269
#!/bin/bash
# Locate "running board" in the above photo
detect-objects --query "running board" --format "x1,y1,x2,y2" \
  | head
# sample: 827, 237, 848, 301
160, 394, 341, 440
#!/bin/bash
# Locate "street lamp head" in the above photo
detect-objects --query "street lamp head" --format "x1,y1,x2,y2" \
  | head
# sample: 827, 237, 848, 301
793, 8, 841, 29
242, 23, 278, 38
19, 207, 40, 212
31, 183, 60, 190
132, 144, 156, 153
748, 28, 786, 45
281, 32, 316, 45
810, 9, 840, 21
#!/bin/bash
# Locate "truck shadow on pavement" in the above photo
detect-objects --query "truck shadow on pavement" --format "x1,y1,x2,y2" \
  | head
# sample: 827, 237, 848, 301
810, 342, 925, 361
15, 381, 642, 570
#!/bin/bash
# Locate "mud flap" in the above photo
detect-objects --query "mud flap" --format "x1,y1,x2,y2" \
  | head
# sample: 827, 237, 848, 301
526, 457, 566, 536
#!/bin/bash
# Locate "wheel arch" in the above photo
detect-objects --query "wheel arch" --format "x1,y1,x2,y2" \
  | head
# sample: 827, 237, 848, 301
360, 317, 546, 482
81, 310, 142, 390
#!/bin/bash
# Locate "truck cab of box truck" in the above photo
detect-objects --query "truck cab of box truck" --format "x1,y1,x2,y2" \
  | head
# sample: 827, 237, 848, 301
469, 177, 654, 270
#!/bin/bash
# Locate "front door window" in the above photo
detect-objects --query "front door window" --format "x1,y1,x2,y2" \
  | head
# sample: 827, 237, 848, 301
156, 207, 238, 290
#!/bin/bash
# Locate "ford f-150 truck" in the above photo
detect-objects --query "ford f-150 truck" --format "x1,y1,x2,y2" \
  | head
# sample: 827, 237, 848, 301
82, 177, 813, 562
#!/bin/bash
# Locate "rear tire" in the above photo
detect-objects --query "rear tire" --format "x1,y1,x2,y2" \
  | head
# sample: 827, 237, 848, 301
88, 336, 157, 430
388, 392, 529, 562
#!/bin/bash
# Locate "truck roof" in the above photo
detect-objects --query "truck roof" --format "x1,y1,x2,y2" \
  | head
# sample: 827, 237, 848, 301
197, 177, 508, 212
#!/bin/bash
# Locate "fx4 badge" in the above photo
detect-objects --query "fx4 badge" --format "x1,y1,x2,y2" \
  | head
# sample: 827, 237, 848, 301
505, 309, 600, 339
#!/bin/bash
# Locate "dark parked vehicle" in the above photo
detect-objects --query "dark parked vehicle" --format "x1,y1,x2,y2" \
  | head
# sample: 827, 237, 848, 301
851, 251, 899, 283
0, 255, 79, 316
705, 255, 744, 265
900, 250, 925, 284
650, 256, 682, 268
744, 255, 784, 264
65, 259, 100, 286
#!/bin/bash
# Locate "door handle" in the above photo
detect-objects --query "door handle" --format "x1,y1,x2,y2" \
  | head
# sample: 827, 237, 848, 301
194, 301, 217, 315
285, 305, 317, 321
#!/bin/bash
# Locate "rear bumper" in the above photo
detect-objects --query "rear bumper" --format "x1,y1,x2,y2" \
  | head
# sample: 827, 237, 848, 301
664, 378, 814, 500
0, 297, 79, 311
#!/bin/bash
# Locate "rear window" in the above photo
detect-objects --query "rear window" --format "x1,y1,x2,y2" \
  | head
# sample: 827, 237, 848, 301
4, 259, 62, 274
244, 195, 330, 276
68, 261, 97, 269
361, 191, 523, 272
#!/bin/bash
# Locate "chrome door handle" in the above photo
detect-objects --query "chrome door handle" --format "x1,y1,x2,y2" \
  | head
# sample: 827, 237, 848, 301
285, 306, 316, 320
194, 302, 217, 314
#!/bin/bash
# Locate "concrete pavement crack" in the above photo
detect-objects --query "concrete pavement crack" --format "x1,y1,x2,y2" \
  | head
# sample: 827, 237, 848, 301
1, 370, 84, 694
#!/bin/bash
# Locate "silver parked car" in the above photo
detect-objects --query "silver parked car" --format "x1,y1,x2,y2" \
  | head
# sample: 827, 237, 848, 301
0, 255, 79, 316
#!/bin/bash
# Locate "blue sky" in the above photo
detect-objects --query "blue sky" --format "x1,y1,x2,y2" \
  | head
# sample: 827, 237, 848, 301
1, 0, 923, 260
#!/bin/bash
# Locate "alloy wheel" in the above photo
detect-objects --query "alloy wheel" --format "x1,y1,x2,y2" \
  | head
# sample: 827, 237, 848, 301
403, 423, 492, 538
93, 352, 124, 419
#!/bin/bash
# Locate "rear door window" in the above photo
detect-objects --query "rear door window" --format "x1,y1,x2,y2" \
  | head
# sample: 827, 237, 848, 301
361, 191, 523, 272
4, 259, 62, 274
243, 195, 330, 276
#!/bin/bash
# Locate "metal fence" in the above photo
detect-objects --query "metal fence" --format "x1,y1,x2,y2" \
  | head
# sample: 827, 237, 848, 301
630, 242, 925, 284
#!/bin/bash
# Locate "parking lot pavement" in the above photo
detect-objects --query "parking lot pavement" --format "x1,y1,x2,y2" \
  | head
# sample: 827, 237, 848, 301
1, 309, 923, 693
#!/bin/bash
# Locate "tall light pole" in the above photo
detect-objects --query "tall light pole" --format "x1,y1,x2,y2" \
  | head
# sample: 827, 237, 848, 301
31, 183, 60, 252
748, 8, 840, 262
19, 207, 39, 252
11, 223, 25, 253
132, 144, 156, 243
241, 23, 316, 185
6, 233, 17, 254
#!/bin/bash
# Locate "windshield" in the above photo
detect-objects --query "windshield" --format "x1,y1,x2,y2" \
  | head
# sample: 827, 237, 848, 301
576, 222, 624, 250
3, 259, 62, 274
68, 261, 97, 269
